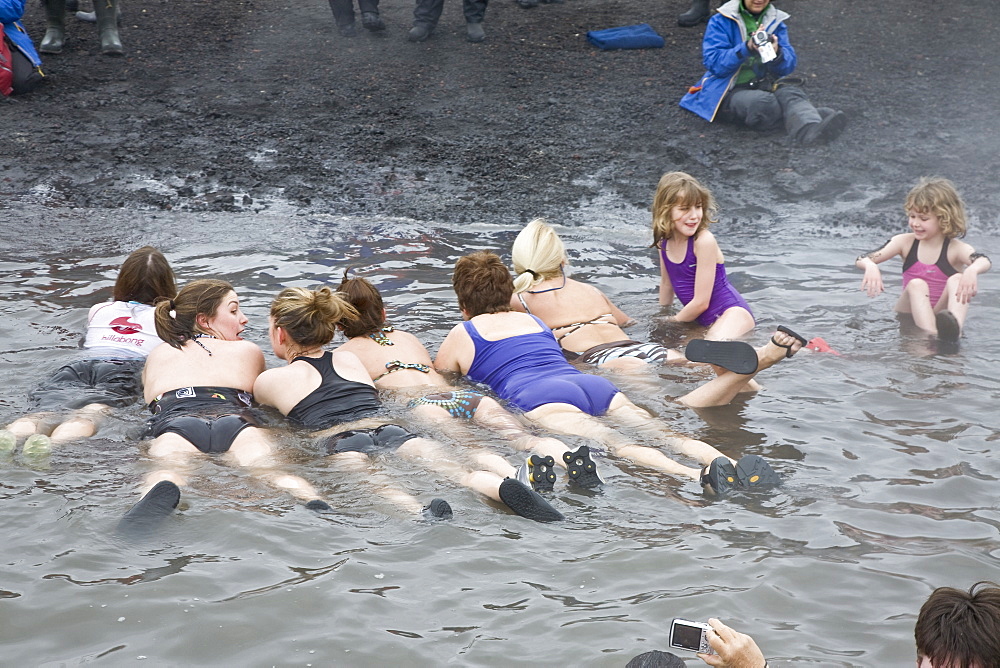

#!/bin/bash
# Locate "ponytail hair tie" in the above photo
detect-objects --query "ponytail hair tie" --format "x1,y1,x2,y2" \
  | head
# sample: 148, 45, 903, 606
525, 270, 540, 279
168, 299, 177, 319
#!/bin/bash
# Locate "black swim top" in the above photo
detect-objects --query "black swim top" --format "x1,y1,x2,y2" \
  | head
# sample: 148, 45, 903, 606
902, 237, 958, 276
286, 352, 381, 430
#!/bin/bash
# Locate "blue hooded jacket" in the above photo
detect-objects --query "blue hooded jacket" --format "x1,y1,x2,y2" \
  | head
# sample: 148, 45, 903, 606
679, 0, 796, 122
1, 0, 43, 69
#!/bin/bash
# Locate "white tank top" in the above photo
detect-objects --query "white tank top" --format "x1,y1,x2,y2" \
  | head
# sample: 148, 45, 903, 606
84, 301, 161, 357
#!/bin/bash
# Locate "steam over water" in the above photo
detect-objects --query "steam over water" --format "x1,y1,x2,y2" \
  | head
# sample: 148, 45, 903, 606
1, 201, 998, 666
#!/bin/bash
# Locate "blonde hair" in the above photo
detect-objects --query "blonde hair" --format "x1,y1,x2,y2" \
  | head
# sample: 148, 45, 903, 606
904, 177, 967, 239
511, 218, 565, 294
650, 171, 718, 248
270, 287, 358, 349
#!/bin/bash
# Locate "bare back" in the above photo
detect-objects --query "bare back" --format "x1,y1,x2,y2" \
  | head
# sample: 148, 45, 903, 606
142, 339, 266, 403
510, 278, 632, 354
337, 328, 449, 391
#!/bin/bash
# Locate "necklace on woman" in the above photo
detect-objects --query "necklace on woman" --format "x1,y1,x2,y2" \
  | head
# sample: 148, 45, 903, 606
527, 267, 567, 294
368, 325, 395, 346
193, 333, 216, 356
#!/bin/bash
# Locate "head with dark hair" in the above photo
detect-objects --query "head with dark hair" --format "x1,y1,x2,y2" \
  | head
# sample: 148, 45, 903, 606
114, 246, 177, 305
269, 286, 358, 358
452, 251, 513, 317
624, 650, 685, 668
153, 279, 237, 349
915, 581, 1000, 668
336, 276, 386, 339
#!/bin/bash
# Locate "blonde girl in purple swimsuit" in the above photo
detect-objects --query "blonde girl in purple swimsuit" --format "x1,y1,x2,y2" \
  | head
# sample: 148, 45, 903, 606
855, 177, 991, 342
652, 172, 755, 341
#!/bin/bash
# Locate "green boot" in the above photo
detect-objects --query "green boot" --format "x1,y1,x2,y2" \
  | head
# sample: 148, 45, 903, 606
39, 0, 67, 55
94, 0, 123, 56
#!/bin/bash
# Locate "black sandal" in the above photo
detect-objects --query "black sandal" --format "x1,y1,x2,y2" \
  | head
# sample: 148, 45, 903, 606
772, 325, 808, 358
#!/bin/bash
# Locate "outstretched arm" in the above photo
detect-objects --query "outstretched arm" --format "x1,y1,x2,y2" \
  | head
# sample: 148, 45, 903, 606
856, 234, 906, 298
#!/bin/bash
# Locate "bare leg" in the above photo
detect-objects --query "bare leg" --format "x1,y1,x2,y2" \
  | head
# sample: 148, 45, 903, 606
328, 450, 425, 515
896, 278, 936, 334
937, 273, 967, 330
395, 436, 517, 496
144, 432, 201, 493
50, 403, 111, 444
678, 330, 804, 408
705, 306, 755, 341
227, 427, 328, 503
6, 413, 56, 439
602, 394, 727, 472
524, 401, 702, 480
413, 397, 572, 468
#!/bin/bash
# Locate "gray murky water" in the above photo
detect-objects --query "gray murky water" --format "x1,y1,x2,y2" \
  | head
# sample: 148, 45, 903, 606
2, 199, 998, 666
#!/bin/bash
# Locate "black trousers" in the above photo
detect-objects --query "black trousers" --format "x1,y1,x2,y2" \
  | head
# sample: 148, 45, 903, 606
329, 0, 380, 27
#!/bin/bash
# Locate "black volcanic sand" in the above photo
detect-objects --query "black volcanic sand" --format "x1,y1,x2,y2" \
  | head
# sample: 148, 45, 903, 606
3, 0, 999, 233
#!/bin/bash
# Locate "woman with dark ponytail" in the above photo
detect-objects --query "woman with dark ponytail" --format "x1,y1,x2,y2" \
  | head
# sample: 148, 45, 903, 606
122, 279, 327, 530
3, 246, 176, 452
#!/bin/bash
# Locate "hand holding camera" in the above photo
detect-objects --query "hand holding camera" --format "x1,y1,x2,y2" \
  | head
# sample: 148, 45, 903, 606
749, 29, 777, 64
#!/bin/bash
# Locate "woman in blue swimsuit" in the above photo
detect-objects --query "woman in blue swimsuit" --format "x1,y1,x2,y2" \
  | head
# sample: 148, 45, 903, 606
437, 251, 790, 495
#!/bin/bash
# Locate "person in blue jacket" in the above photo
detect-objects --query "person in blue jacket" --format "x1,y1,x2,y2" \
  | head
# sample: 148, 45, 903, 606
679, 0, 845, 146
1, 0, 45, 95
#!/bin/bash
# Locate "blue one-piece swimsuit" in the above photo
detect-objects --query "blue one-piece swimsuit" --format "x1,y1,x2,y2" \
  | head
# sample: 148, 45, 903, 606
660, 237, 754, 327
463, 315, 619, 416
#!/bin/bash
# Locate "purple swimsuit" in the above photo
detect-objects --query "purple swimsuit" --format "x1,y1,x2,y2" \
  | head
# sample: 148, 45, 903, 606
463, 315, 618, 415
659, 237, 754, 327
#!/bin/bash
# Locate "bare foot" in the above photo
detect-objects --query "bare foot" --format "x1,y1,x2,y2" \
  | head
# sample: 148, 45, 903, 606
756, 329, 804, 371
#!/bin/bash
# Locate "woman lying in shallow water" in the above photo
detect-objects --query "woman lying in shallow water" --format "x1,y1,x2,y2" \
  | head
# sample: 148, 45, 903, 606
436, 251, 802, 495
332, 276, 597, 491
120, 279, 327, 533
4, 246, 176, 454
252, 286, 566, 521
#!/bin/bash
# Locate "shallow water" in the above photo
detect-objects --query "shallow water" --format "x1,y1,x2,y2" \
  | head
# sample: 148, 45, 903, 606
2, 202, 998, 667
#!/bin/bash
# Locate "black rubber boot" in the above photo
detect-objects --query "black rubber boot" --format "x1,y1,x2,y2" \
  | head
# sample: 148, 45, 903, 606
40, 0, 67, 55
94, 0, 123, 56
678, 0, 710, 27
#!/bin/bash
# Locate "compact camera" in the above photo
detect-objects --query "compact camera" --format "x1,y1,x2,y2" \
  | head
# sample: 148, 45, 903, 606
669, 618, 715, 654
751, 29, 777, 63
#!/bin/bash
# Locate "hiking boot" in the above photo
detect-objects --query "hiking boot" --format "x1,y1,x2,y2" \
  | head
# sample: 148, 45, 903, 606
361, 12, 385, 31
408, 23, 433, 42
466, 21, 485, 43
799, 110, 847, 146
678, 0, 710, 27
339, 22, 358, 37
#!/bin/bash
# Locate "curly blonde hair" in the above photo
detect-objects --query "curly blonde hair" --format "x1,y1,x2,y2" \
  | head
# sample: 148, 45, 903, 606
904, 177, 967, 239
